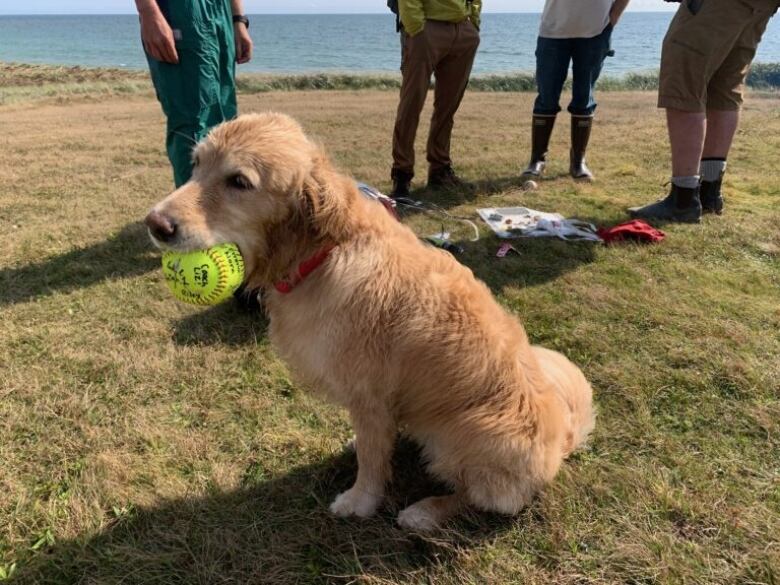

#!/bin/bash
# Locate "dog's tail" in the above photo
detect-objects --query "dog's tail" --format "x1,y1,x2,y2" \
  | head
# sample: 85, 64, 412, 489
533, 346, 595, 458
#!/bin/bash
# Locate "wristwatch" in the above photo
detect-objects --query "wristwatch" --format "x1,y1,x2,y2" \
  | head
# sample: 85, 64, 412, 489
232, 15, 249, 29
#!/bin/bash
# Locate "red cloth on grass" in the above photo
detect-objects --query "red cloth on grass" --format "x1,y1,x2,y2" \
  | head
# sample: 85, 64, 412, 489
597, 220, 665, 244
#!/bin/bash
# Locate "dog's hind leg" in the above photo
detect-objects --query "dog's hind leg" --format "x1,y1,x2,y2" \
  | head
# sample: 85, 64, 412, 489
397, 493, 466, 532
330, 405, 396, 518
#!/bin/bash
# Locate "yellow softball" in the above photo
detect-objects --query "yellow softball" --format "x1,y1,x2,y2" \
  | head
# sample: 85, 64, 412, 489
161, 243, 245, 306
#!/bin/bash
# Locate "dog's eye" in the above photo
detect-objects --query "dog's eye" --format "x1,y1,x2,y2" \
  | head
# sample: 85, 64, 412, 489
227, 174, 252, 190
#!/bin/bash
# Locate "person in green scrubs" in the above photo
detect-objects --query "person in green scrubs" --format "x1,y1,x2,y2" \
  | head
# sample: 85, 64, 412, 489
137, 0, 259, 309
135, 0, 253, 187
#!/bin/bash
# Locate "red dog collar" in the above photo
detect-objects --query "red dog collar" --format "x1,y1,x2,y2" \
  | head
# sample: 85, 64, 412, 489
273, 245, 336, 294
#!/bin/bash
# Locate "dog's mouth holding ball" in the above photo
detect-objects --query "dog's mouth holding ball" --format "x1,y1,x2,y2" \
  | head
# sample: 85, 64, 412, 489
143, 194, 256, 301
144, 195, 251, 277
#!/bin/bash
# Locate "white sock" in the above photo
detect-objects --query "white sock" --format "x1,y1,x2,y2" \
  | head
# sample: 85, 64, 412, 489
672, 175, 700, 189
700, 159, 727, 182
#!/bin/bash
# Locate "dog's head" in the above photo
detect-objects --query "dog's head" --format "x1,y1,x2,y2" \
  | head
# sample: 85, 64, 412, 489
144, 112, 354, 286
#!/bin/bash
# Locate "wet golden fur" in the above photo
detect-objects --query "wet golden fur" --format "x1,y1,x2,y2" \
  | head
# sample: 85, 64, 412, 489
146, 113, 595, 530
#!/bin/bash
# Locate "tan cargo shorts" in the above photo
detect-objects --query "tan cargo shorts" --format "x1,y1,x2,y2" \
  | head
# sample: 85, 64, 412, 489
658, 0, 778, 111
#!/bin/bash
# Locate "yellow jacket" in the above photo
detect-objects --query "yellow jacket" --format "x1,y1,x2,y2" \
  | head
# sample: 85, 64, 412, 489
399, 0, 483, 37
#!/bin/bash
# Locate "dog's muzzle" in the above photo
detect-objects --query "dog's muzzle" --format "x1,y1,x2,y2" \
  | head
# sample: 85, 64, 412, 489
145, 209, 178, 245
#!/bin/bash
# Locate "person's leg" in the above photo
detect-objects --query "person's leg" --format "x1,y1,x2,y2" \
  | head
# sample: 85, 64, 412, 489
698, 3, 773, 214
568, 25, 612, 180
391, 27, 434, 196
696, 110, 737, 215
628, 107, 704, 222
629, 0, 754, 223
426, 19, 480, 186
668, 108, 707, 179
163, 122, 201, 187
215, 0, 238, 123
522, 36, 570, 177
145, 51, 203, 187
702, 110, 739, 159
145, 0, 228, 187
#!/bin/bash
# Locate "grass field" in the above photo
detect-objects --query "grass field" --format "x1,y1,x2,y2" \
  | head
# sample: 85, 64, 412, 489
0, 66, 779, 584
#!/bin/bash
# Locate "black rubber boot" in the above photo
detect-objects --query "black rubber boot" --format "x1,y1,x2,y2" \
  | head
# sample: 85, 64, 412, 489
700, 178, 724, 215
628, 183, 703, 224
570, 115, 594, 181
390, 169, 413, 199
522, 115, 556, 177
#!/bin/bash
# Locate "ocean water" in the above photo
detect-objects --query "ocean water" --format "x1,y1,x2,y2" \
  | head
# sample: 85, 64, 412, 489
1, 13, 779, 76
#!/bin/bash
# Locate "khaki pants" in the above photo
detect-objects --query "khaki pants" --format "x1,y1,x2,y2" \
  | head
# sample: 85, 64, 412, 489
392, 19, 480, 176
658, 0, 777, 112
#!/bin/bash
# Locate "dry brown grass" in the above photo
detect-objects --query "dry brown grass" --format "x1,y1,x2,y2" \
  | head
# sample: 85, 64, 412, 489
0, 82, 778, 584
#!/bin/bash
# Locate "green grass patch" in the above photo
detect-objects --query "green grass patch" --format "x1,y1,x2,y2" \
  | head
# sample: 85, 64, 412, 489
3, 62, 779, 107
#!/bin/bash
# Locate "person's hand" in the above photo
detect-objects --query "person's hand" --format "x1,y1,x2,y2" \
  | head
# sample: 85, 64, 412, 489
139, 7, 179, 64
234, 22, 253, 64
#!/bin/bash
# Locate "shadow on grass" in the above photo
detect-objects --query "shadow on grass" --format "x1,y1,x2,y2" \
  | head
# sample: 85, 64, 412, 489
397, 178, 599, 293
172, 297, 270, 347
465, 236, 598, 294
11, 439, 516, 585
399, 174, 523, 210
390, 176, 604, 294
0, 222, 158, 307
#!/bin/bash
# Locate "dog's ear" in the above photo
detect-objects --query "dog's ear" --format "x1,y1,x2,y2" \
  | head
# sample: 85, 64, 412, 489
299, 149, 356, 242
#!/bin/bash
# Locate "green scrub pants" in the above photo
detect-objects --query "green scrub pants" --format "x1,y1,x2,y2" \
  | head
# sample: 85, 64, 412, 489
146, 0, 237, 187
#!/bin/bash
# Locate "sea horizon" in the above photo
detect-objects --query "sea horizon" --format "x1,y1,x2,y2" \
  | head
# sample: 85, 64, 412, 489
2, 13, 779, 76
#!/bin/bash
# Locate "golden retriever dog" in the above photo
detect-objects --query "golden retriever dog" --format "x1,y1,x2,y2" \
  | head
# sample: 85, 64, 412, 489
145, 113, 595, 531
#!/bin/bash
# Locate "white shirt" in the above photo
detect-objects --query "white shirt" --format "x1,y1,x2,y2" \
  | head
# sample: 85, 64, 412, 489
539, 0, 613, 39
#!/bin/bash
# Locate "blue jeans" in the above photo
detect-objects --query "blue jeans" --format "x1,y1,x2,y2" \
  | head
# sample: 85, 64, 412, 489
533, 25, 613, 117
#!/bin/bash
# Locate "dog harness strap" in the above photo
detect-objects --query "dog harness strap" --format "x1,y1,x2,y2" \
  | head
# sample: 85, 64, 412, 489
274, 245, 336, 294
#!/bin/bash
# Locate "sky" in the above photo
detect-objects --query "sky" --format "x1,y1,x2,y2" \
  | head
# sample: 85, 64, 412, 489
0, 1, 676, 15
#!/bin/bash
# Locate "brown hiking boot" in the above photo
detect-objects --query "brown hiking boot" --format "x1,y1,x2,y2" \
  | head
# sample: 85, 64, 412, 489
427, 165, 468, 190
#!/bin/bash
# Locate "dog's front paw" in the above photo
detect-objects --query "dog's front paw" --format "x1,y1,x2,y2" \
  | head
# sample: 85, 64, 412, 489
329, 487, 382, 518
397, 503, 440, 532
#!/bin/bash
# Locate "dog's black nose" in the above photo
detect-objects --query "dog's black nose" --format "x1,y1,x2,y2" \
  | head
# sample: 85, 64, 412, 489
145, 209, 177, 243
